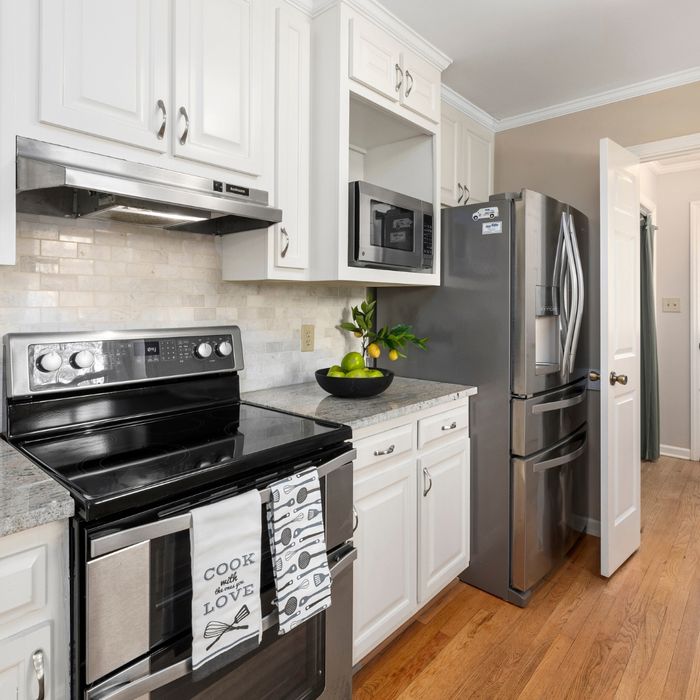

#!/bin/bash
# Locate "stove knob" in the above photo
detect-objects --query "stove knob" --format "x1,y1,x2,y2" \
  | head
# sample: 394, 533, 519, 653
37, 351, 63, 373
71, 349, 95, 369
216, 341, 233, 357
194, 342, 213, 359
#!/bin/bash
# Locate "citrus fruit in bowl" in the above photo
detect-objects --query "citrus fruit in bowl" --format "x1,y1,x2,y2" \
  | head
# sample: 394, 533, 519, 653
316, 352, 394, 398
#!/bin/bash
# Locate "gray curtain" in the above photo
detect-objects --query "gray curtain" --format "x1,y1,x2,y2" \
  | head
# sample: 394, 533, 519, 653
640, 213, 660, 461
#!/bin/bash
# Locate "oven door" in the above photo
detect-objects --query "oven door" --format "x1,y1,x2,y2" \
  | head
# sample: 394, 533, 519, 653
80, 449, 354, 698
351, 181, 424, 270
85, 547, 356, 700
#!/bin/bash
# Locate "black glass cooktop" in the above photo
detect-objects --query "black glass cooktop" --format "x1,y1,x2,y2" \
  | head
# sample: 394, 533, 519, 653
16, 401, 350, 521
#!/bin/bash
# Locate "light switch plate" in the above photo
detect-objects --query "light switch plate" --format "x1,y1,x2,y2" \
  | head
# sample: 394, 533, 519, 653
301, 324, 315, 352
662, 298, 681, 313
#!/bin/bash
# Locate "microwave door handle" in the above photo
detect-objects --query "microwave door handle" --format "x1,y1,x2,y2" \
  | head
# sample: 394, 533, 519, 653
86, 548, 358, 700
90, 449, 357, 558
568, 213, 585, 374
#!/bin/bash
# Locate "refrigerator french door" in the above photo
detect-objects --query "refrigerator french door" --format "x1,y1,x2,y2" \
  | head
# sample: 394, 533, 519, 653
376, 190, 590, 606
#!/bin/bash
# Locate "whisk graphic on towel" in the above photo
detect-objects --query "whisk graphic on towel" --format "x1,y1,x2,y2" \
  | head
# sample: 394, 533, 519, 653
204, 604, 250, 651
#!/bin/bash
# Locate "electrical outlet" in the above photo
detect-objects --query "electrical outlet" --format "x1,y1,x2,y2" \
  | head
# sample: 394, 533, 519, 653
301, 324, 315, 352
662, 297, 681, 313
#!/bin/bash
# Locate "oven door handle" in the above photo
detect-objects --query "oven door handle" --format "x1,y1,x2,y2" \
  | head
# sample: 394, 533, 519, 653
90, 449, 357, 558
86, 548, 358, 700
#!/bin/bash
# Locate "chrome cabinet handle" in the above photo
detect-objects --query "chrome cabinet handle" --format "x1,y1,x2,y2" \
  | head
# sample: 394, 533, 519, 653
32, 650, 45, 700
463, 185, 470, 204
441, 421, 457, 431
423, 467, 432, 497
178, 106, 190, 145
280, 227, 290, 258
610, 371, 628, 386
156, 99, 167, 140
394, 64, 403, 93
405, 69, 414, 97
457, 183, 464, 204
352, 506, 359, 533
373, 444, 395, 456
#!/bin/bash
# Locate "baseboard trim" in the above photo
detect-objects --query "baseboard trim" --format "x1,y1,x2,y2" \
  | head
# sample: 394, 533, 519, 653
571, 514, 600, 538
660, 444, 691, 460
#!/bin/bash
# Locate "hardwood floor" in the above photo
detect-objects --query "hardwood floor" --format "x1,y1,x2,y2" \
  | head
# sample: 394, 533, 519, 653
352, 456, 700, 699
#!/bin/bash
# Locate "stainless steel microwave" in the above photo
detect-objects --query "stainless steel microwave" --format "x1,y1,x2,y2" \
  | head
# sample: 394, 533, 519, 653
348, 181, 434, 273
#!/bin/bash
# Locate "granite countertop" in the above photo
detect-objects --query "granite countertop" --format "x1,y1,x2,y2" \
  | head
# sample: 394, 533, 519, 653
243, 376, 477, 431
0, 439, 74, 537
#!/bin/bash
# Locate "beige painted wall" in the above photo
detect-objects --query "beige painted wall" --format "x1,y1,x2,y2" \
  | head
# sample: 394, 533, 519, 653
653, 168, 700, 451
494, 81, 700, 521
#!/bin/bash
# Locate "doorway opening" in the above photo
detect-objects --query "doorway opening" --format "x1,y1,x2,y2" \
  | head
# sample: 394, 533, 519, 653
638, 154, 700, 463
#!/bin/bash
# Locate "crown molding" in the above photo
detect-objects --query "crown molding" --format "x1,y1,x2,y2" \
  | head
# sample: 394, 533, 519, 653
285, 0, 315, 15
495, 65, 700, 132
309, 0, 452, 71
441, 85, 497, 132
650, 158, 700, 175
630, 132, 700, 162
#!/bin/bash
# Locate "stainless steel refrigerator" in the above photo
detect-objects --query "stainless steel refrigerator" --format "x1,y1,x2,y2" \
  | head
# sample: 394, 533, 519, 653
376, 190, 589, 606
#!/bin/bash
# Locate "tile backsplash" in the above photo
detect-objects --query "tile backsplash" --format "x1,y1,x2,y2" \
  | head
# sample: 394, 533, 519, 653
1, 215, 364, 391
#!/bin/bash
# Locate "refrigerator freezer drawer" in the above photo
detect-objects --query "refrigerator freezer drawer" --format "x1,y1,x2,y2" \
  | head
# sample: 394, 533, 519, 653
510, 425, 587, 593
511, 378, 587, 457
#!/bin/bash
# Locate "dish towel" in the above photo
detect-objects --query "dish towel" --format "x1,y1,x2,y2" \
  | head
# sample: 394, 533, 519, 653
267, 466, 332, 634
190, 490, 262, 674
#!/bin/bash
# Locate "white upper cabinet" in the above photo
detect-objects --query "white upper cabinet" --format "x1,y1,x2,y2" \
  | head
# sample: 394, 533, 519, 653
349, 16, 402, 103
440, 102, 494, 206
173, 0, 263, 175
39, 0, 170, 152
274, 3, 310, 270
418, 437, 470, 604
399, 50, 441, 124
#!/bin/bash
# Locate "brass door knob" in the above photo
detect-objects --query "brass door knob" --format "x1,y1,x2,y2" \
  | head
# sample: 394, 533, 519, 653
609, 371, 628, 386
589, 370, 600, 382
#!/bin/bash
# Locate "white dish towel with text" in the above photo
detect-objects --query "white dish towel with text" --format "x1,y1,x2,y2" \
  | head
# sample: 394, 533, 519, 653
190, 490, 262, 672
267, 466, 332, 634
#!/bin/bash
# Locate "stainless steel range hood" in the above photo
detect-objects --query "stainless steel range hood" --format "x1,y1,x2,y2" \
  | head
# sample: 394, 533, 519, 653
16, 137, 282, 234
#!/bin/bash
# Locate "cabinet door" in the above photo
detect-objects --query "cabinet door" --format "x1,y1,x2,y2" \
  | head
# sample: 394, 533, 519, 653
400, 50, 441, 123
463, 128, 493, 204
353, 456, 417, 664
173, 0, 263, 175
39, 0, 169, 151
274, 4, 309, 270
349, 16, 402, 102
0, 624, 52, 700
418, 438, 470, 604
440, 109, 460, 207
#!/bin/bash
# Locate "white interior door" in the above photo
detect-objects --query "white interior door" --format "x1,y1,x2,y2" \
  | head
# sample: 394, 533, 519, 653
600, 137, 641, 577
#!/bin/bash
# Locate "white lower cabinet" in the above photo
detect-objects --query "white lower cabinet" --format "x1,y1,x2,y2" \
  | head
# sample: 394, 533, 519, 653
0, 624, 51, 700
353, 456, 417, 663
352, 401, 471, 665
418, 438, 470, 604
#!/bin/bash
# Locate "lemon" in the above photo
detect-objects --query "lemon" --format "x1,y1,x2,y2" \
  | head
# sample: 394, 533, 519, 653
346, 368, 370, 379
367, 343, 381, 359
388, 349, 399, 361
341, 351, 365, 373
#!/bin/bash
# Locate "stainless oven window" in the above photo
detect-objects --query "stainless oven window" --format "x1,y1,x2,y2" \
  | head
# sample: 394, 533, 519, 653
370, 200, 415, 252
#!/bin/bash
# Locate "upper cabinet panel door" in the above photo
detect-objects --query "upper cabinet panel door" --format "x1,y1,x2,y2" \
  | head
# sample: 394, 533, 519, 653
464, 128, 492, 204
39, 0, 169, 152
274, 4, 310, 270
440, 109, 460, 206
173, 0, 263, 175
349, 16, 402, 102
400, 51, 441, 123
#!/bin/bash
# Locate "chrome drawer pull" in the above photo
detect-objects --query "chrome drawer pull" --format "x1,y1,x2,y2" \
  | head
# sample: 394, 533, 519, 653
441, 421, 457, 431
156, 99, 167, 140
178, 106, 190, 145
373, 444, 395, 456
423, 467, 433, 497
352, 506, 359, 533
32, 650, 45, 700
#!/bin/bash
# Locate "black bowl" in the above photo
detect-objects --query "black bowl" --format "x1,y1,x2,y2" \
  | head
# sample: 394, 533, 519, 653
315, 368, 394, 398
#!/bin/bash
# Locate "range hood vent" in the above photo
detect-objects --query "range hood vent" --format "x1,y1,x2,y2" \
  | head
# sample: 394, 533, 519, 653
15, 137, 282, 234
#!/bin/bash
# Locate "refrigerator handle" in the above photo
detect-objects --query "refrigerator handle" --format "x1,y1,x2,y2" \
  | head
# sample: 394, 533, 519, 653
560, 213, 579, 379
531, 388, 586, 414
533, 434, 587, 472
553, 217, 568, 361
568, 213, 585, 374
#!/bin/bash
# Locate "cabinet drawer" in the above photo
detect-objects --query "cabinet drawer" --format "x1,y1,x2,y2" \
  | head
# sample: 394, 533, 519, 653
354, 423, 414, 469
0, 545, 47, 625
418, 405, 469, 449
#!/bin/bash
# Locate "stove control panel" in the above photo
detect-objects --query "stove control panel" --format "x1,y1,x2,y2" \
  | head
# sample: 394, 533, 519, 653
5, 327, 243, 396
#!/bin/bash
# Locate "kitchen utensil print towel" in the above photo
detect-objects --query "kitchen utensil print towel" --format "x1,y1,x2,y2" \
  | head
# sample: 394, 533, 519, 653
267, 467, 331, 633
190, 490, 262, 673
